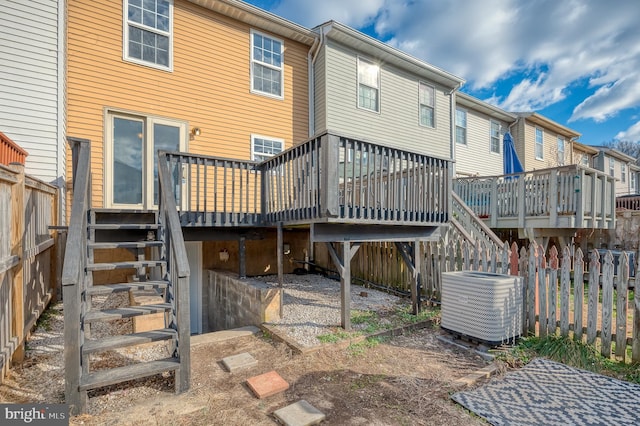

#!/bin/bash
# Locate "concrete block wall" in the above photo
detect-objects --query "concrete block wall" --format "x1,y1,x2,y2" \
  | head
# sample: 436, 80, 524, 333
205, 270, 281, 332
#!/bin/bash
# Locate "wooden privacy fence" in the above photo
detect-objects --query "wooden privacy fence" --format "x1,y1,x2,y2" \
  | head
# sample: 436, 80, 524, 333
354, 238, 640, 363
0, 163, 59, 382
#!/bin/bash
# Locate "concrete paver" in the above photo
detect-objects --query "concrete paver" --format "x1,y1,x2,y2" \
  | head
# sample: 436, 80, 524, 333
246, 370, 289, 399
273, 400, 326, 426
221, 352, 258, 372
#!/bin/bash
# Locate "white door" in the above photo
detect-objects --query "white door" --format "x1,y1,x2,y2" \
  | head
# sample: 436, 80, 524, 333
185, 241, 202, 335
106, 112, 187, 209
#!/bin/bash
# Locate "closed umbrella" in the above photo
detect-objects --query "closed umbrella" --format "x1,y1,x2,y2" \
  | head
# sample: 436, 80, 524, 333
503, 132, 524, 177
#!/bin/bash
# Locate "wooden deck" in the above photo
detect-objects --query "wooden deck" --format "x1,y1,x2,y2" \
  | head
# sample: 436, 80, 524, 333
164, 132, 453, 230
454, 165, 617, 231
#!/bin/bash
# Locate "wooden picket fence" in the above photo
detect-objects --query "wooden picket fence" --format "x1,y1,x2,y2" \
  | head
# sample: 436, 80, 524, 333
1, 163, 59, 382
353, 238, 640, 363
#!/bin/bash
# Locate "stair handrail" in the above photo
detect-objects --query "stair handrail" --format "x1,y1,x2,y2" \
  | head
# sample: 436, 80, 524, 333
451, 191, 504, 250
62, 136, 91, 414
157, 150, 190, 393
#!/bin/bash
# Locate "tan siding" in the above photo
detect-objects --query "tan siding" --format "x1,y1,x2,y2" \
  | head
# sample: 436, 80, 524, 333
67, 0, 309, 208
322, 41, 451, 158
455, 110, 507, 177
313, 47, 326, 135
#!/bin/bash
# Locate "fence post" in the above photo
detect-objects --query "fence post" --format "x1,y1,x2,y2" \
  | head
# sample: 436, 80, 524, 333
9, 163, 25, 364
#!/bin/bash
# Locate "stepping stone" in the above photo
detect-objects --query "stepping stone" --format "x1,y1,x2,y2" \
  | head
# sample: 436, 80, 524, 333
221, 352, 258, 372
273, 400, 326, 426
246, 370, 289, 399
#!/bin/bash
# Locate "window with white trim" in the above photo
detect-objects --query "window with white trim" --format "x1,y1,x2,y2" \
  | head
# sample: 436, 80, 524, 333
535, 128, 544, 160
631, 172, 636, 193
419, 82, 435, 127
124, 0, 172, 70
609, 157, 615, 177
621, 163, 626, 183
582, 155, 589, 166
357, 57, 379, 112
251, 30, 284, 98
557, 136, 565, 165
490, 121, 500, 153
251, 135, 283, 162
455, 108, 467, 144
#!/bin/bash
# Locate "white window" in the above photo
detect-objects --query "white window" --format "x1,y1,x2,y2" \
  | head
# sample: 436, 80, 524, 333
105, 111, 186, 208
357, 57, 379, 112
251, 135, 284, 162
490, 121, 500, 153
609, 157, 615, 177
582, 155, 589, 166
535, 128, 544, 160
631, 172, 637, 192
419, 82, 435, 127
621, 163, 626, 183
123, 0, 172, 70
455, 108, 467, 144
557, 136, 565, 165
251, 30, 284, 98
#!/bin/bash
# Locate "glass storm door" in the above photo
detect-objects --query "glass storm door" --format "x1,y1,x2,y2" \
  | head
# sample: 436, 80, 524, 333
108, 114, 186, 209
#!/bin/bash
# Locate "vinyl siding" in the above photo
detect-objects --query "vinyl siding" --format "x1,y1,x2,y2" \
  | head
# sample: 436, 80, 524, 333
320, 40, 451, 159
313, 47, 326, 135
0, 0, 64, 185
67, 0, 309, 208
514, 118, 576, 171
455, 109, 507, 177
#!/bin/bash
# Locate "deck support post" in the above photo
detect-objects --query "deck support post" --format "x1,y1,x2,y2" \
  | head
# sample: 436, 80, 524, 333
238, 236, 246, 278
277, 222, 284, 318
326, 241, 361, 330
395, 240, 422, 314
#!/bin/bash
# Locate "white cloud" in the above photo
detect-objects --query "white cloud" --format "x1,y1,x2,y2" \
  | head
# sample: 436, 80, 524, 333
616, 121, 640, 143
261, 0, 640, 125
271, 0, 384, 28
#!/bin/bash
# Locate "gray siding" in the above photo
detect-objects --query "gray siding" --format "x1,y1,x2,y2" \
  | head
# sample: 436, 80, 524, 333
455, 109, 507, 177
320, 40, 452, 159
1, 0, 65, 189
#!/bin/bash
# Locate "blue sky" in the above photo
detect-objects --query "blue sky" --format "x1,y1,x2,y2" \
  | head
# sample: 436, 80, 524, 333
244, 0, 640, 146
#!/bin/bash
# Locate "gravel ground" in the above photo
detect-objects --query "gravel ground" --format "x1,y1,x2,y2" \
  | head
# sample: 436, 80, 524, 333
1, 273, 411, 415
253, 273, 406, 347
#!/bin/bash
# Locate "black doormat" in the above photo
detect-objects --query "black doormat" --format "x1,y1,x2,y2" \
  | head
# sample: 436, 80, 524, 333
452, 358, 640, 426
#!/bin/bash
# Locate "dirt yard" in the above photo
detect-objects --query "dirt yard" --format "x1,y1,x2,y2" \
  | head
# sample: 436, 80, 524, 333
0, 303, 492, 425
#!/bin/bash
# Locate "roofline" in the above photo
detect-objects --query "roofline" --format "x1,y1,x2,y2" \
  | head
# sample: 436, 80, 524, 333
316, 21, 465, 89
186, 0, 318, 45
572, 141, 599, 155
591, 146, 638, 162
514, 112, 581, 138
456, 92, 517, 123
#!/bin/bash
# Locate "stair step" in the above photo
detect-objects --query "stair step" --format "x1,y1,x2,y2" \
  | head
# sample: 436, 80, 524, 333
86, 281, 169, 295
89, 223, 159, 230
84, 304, 171, 323
86, 260, 166, 271
83, 329, 177, 354
88, 241, 163, 249
79, 358, 179, 391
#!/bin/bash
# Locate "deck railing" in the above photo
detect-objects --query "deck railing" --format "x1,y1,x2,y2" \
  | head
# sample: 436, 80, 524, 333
616, 195, 640, 211
0, 132, 28, 166
454, 165, 616, 229
164, 132, 453, 227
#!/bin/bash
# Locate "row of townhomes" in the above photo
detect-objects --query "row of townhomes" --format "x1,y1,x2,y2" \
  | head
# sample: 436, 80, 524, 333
1, 0, 637, 414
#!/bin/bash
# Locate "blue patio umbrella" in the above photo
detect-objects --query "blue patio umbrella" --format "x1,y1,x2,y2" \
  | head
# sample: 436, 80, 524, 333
503, 132, 524, 176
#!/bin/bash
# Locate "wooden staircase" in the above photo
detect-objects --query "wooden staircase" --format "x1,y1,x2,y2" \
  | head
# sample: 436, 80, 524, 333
63, 138, 190, 415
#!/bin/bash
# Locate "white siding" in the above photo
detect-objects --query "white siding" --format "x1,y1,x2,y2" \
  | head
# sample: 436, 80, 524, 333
320, 41, 452, 159
0, 0, 65, 191
455, 109, 507, 177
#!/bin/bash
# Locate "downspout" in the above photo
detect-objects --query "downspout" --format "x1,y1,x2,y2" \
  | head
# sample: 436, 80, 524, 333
307, 30, 323, 137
